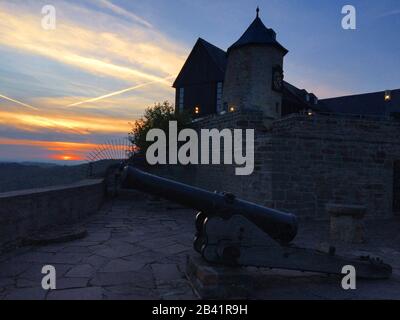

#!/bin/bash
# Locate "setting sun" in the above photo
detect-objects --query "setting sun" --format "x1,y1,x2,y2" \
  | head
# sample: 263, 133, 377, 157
51, 154, 83, 161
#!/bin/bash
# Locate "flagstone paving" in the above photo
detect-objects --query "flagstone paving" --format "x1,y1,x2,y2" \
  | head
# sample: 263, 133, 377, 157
0, 190, 399, 300
0, 192, 196, 300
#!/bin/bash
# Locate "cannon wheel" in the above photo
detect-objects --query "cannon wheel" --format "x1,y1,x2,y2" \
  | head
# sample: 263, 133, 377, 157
193, 212, 208, 253
195, 211, 208, 232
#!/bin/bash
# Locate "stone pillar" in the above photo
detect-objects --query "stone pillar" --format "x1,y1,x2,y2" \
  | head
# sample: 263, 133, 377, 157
327, 204, 366, 244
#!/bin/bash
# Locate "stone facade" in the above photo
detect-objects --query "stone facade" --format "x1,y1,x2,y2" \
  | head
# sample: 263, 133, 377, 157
149, 111, 400, 220
222, 46, 284, 120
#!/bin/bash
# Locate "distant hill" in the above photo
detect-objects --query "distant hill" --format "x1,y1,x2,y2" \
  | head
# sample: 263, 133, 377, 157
0, 160, 119, 193
0, 162, 88, 193
20, 162, 60, 168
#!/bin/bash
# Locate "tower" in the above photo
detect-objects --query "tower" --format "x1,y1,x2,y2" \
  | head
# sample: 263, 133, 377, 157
222, 8, 288, 123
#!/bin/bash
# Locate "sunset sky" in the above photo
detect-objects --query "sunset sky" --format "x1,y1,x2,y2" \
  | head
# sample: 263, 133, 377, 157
0, 0, 399, 163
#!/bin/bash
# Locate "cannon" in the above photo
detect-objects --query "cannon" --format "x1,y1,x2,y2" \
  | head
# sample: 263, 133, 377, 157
121, 166, 392, 279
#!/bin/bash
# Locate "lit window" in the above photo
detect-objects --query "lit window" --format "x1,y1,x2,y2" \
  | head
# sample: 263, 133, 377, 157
179, 88, 184, 111
194, 106, 200, 114
385, 90, 391, 102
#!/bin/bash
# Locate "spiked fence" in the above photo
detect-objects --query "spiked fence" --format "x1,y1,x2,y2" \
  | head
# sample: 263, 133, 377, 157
84, 137, 136, 177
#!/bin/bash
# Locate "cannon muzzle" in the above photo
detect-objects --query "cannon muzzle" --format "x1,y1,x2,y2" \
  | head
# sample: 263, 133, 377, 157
121, 166, 298, 244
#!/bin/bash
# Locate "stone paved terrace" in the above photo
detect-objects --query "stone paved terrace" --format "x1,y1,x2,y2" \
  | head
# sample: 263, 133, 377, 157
0, 190, 400, 300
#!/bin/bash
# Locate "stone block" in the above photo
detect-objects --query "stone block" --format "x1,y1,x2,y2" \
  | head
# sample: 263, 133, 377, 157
328, 204, 366, 244
186, 255, 255, 299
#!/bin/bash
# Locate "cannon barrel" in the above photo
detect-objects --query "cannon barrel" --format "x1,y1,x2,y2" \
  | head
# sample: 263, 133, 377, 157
121, 166, 298, 244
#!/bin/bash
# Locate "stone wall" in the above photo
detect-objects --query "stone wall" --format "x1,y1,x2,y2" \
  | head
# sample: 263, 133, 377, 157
265, 115, 400, 219
148, 111, 400, 220
0, 179, 105, 253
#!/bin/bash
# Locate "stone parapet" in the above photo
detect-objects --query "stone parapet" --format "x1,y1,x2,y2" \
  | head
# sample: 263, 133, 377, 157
0, 179, 105, 253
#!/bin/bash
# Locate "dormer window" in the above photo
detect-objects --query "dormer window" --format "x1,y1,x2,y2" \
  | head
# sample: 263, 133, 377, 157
385, 90, 391, 102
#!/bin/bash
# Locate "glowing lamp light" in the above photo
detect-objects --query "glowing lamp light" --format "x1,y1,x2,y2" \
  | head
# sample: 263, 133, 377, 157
229, 106, 236, 112
384, 90, 391, 102
307, 109, 314, 116
194, 106, 200, 114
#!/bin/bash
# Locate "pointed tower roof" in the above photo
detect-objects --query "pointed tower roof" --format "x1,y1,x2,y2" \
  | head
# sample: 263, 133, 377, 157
228, 7, 288, 55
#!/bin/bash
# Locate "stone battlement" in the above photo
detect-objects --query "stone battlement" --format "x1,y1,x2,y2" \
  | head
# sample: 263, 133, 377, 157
271, 113, 400, 142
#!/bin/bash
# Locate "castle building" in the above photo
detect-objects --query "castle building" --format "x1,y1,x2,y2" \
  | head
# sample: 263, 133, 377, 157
173, 8, 399, 120
166, 8, 400, 219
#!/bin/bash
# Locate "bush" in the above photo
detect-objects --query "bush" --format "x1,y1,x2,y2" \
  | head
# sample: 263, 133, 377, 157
129, 101, 191, 155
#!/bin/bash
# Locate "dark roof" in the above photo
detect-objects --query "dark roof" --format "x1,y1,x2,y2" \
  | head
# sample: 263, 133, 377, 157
282, 81, 321, 112
320, 89, 400, 116
228, 16, 288, 54
173, 38, 227, 88
173, 38, 313, 110
197, 38, 227, 74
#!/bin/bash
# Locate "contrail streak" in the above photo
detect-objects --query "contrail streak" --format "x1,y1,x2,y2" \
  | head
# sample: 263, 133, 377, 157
95, 0, 153, 28
0, 94, 39, 111
67, 76, 174, 107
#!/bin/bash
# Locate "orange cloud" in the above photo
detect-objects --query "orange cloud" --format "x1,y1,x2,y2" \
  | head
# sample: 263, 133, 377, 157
0, 1, 186, 83
0, 138, 97, 151
0, 138, 133, 162
0, 138, 94, 161
0, 110, 132, 135
0, 1, 183, 162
